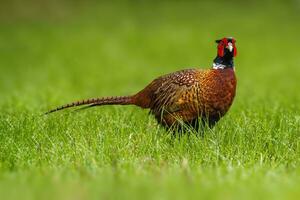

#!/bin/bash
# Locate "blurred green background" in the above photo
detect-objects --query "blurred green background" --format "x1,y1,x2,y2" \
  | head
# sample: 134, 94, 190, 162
1, 0, 300, 200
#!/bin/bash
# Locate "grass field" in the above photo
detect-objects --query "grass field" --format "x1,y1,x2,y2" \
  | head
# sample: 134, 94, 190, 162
1, 0, 300, 199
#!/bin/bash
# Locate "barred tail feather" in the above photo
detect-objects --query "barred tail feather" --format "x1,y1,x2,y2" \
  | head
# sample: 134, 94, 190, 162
45, 96, 133, 115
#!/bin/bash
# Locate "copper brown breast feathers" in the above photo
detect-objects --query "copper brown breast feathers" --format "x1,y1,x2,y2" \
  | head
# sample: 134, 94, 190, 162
45, 37, 238, 130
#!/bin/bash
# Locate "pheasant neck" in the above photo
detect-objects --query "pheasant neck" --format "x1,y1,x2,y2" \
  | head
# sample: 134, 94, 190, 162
212, 55, 234, 70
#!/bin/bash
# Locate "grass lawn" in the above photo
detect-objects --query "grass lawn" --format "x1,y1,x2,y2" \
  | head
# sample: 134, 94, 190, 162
1, 1, 300, 199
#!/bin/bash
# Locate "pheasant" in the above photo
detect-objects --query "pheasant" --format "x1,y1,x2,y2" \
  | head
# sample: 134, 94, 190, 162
46, 37, 237, 129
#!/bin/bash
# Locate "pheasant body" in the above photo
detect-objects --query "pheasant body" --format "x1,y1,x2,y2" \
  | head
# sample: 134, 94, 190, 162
46, 37, 238, 130
132, 68, 236, 127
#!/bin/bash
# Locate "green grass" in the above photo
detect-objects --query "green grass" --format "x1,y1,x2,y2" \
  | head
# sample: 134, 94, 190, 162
1, 0, 300, 199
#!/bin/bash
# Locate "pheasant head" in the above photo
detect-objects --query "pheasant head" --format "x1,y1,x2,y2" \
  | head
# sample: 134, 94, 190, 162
213, 37, 237, 69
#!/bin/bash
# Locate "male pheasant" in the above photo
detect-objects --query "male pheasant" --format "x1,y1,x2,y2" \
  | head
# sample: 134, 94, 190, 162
46, 37, 237, 129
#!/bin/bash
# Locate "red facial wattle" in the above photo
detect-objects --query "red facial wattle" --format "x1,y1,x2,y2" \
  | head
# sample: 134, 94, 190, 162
217, 38, 228, 57
232, 38, 237, 57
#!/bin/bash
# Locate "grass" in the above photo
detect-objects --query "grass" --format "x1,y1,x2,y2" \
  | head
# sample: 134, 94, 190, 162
1, 0, 300, 199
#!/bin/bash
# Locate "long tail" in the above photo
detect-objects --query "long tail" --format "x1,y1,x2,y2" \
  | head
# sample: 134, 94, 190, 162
45, 96, 134, 115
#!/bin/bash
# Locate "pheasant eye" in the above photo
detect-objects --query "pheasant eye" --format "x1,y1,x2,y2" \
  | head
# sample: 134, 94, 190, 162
222, 38, 228, 45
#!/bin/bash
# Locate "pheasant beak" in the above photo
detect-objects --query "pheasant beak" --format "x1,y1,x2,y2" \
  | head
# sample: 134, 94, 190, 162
227, 42, 233, 52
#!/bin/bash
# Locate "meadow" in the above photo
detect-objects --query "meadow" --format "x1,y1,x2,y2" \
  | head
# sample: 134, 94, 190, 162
0, 1, 300, 199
